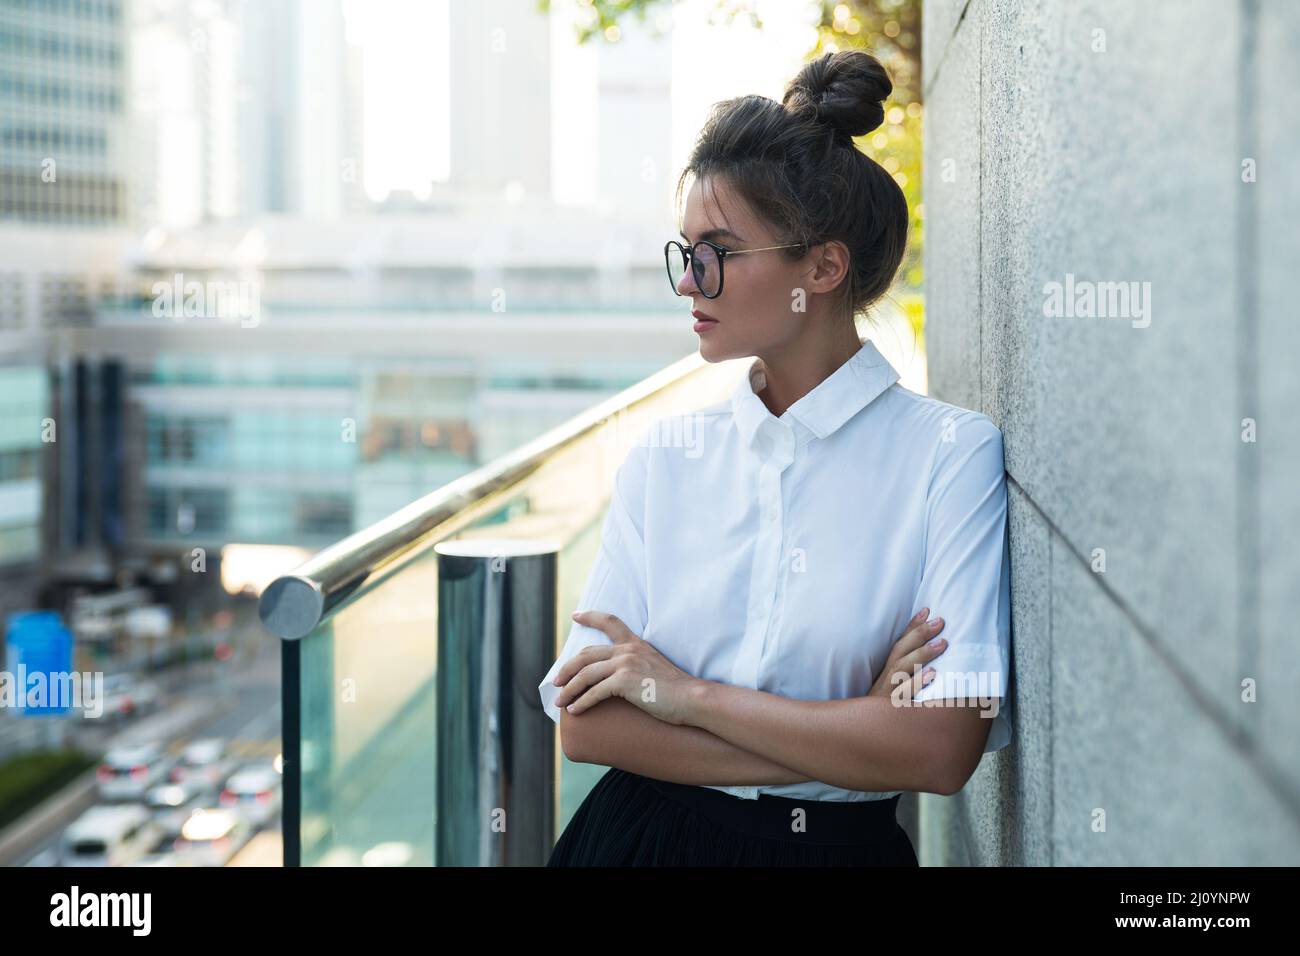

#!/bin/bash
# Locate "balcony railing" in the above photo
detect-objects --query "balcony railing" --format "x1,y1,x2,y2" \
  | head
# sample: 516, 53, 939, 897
257, 351, 740, 866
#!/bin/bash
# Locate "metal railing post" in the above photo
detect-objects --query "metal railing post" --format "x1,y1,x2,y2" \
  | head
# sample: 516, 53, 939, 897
433, 538, 559, 866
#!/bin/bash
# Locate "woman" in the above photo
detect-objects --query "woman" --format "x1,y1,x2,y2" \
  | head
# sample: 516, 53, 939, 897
538, 50, 1012, 866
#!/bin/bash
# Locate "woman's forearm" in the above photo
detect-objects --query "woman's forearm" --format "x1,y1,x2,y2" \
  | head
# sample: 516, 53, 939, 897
682, 679, 971, 794
561, 697, 812, 787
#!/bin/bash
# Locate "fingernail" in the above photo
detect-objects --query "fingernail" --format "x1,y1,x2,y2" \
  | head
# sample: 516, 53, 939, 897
566, 704, 575, 713
571, 610, 581, 619
930, 618, 943, 629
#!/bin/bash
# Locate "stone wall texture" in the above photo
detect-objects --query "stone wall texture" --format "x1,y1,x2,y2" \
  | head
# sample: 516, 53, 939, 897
920, 0, 1299, 864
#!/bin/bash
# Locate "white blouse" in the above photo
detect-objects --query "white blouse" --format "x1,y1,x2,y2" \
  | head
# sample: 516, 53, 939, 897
539, 337, 1012, 802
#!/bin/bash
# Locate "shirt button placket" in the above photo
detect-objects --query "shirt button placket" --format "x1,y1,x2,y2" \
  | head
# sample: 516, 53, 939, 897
755, 428, 793, 677
725, 425, 793, 801
743, 426, 794, 802
735, 423, 795, 698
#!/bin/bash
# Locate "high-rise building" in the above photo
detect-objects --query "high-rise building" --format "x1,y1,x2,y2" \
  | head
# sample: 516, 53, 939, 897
237, 0, 358, 220
341, 31, 365, 215
0, 224, 133, 621
593, 17, 672, 225
447, 0, 551, 202
0, 0, 133, 600
0, 0, 130, 224
129, 0, 241, 227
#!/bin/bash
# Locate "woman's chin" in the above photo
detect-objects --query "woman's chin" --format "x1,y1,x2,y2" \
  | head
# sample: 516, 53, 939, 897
696, 335, 734, 363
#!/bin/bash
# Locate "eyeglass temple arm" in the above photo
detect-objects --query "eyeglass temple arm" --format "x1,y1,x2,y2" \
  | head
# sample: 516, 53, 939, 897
723, 242, 806, 256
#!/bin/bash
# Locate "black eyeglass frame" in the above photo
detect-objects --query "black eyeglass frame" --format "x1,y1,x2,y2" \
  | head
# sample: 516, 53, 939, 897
664, 238, 807, 300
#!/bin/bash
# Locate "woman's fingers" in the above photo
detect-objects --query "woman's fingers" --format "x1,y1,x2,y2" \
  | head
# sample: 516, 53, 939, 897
889, 655, 941, 697
885, 614, 945, 669
878, 616, 941, 671
903, 664, 937, 699
886, 657, 938, 700
902, 629, 947, 671
870, 612, 947, 700
563, 679, 620, 717
891, 609, 937, 649
887, 638, 946, 701
898, 608, 930, 647
552, 643, 616, 688
902, 615, 944, 652
554, 659, 618, 709
571, 609, 639, 643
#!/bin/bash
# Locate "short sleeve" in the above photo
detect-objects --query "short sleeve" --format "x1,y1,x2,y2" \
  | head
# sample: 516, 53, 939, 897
538, 443, 649, 724
910, 413, 1013, 753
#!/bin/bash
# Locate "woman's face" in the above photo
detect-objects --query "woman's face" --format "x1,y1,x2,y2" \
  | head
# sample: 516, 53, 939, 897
675, 176, 816, 363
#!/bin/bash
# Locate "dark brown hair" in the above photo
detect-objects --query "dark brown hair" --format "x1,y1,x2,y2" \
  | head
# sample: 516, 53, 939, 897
674, 50, 908, 321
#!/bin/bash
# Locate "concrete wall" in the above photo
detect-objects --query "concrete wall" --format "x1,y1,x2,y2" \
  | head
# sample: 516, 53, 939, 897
921, 0, 1299, 864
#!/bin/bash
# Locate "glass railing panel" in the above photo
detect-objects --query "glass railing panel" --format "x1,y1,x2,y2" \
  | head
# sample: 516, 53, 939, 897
272, 354, 741, 865
553, 513, 608, 829
292, 545, 440, 867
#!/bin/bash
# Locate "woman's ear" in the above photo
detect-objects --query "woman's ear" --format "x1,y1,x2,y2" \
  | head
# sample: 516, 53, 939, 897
802, 239, 851, 294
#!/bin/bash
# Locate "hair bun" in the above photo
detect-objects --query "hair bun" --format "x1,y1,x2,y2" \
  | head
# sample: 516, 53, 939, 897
783, 50, 892, 140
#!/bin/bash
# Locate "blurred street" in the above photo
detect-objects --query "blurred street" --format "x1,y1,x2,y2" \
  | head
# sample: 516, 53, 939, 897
3, 627, 281, 868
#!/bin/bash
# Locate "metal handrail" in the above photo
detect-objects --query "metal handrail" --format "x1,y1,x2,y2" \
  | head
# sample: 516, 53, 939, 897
258, 350, 712, 640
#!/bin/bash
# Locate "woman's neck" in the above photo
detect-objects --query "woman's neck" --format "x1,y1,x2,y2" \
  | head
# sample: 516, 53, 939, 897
756, 326, 864, 419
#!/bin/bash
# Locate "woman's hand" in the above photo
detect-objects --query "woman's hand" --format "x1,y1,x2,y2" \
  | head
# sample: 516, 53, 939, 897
552, 610, 701, 725
868, 608, 947, 705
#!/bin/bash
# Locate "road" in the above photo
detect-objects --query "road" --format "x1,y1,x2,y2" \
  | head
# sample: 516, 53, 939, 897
16, 631, 282, 867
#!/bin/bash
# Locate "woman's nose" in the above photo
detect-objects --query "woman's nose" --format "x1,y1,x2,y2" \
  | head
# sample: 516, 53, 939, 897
676, 261, 699, 297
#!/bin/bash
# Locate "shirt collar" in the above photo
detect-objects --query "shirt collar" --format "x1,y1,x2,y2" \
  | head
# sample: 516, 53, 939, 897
730, 338, 900, 450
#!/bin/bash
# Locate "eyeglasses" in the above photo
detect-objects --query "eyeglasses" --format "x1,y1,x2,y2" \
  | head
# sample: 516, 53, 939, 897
664, 238, 806, 299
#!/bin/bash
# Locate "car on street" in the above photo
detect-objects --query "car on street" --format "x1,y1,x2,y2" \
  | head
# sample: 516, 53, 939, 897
130, 832, 182, 867
171, 808, 251, 866
167, 737, 234, 789
96, 742, 174, 801
60, 804, 158, 866
97, 673, 162, 723
145, 778, 218, 837
219, 762, 282, 828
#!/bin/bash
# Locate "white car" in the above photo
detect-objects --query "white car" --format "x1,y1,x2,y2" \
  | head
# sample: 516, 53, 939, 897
97, 674, 161, 723
171, 808, 251, 866
61, 804, 158, 866
219, 763, 282, 828
167, 738, 233, 790
97, 743, 173, 801
131, 832, 182, 867
145, 778, 217, 837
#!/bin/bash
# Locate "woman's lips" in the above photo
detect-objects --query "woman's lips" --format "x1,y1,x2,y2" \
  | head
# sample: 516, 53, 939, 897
692, 309, 719, 333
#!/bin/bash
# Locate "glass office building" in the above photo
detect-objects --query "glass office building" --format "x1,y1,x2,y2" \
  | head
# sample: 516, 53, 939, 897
0, 0, 128, 224
0, 365, 46, 565
124, 348, 665, 551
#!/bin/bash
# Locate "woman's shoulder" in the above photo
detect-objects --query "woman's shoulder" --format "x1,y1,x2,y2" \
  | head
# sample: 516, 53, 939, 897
877, 383, 1004, 443
872, 385, 1006, 491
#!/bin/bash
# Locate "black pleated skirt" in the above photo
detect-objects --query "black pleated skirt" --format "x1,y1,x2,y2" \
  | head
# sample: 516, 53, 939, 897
547, 767, 919, 867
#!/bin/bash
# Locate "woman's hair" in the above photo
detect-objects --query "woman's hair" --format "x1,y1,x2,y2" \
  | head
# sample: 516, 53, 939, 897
675, 50, 909, 320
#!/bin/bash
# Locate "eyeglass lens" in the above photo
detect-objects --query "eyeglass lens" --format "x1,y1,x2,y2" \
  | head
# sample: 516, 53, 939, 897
666, 241, 721, 297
